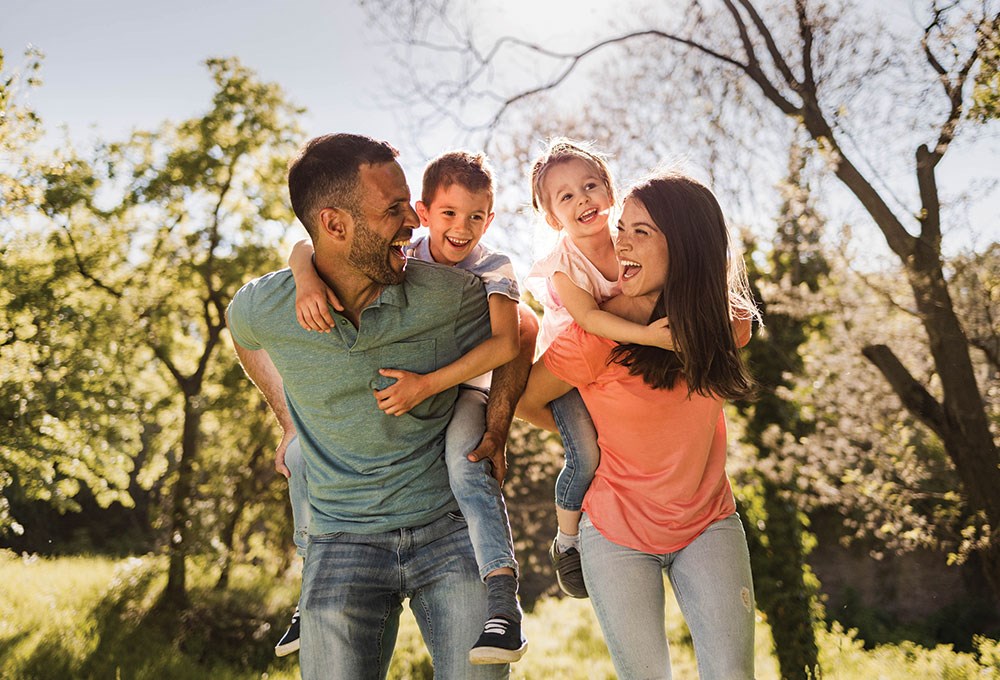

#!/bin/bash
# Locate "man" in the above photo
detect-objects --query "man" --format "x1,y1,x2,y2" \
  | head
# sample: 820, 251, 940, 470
227, 133, 530, 679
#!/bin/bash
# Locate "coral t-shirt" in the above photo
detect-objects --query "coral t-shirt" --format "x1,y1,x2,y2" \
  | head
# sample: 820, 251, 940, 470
543, 322, 746, 554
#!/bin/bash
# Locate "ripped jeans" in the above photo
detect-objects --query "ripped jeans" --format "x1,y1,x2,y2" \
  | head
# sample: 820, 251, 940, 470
580, 513, 756, 679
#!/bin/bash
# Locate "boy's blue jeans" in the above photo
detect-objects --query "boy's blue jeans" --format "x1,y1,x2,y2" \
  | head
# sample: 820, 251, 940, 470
285, 388, 517, 580
300, 512, 509, 680
580, 513, 756, 679
550, 388, 601, 512
284, 436, 310, 556
445, 387, 518, 579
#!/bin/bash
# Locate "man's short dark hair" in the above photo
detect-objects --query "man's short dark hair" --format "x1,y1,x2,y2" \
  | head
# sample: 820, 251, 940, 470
288, 133, 399, 238
421, 150, 495, 210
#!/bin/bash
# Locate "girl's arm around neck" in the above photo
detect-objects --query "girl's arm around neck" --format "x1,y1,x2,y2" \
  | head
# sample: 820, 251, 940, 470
552, 272, 674, 350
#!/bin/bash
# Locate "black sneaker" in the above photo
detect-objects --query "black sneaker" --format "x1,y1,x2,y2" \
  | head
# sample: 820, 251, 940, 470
469, 617, 528, 665
549, 537, 588, 598
274, 606, 300, 657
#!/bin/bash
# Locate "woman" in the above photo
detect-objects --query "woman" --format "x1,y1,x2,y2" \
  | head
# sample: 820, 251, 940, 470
518, 170, 759, 679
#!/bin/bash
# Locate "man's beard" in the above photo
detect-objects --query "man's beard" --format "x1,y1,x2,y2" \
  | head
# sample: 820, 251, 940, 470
349, 216, 405, 285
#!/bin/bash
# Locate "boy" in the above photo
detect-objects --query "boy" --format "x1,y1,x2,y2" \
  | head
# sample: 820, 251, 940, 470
280, 150, 529, 665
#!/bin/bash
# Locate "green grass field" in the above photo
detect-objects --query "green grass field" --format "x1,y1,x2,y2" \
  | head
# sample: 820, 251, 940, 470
1, 551, 997, 679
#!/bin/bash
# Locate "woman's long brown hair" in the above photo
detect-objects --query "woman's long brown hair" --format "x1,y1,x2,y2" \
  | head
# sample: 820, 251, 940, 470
608, 171, 758, 401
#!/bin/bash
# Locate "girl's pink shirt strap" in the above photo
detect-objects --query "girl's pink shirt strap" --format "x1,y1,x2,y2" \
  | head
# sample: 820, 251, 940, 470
542, 323, 740, 555
525, 235, 621, 355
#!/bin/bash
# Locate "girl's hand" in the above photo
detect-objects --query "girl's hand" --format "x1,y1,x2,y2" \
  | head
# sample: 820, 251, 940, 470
646, 317, 675, 351
295, 279, 343, 332
373, 369, 435, 416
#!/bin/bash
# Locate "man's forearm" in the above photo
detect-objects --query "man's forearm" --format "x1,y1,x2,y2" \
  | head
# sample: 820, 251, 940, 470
231, 340, 295, 433
484, 304, 538, 436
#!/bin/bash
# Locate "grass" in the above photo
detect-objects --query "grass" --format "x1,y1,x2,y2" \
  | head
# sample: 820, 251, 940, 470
1, 550, 997, 679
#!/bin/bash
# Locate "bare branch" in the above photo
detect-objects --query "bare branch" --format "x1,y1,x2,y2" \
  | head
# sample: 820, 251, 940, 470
731, 0, 801, 90
484, 29, 752, 135
795, 0, 816, 90
861, 344, 948, 439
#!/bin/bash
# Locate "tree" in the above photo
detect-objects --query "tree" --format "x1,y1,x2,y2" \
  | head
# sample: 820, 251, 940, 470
1, 48, 148, 538
362, 0, 1000, 602
737, 138, 826, 679
39, 57, 302, 605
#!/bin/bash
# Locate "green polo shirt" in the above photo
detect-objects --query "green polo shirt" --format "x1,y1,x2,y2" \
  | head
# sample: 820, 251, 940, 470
227, 260, 491, 535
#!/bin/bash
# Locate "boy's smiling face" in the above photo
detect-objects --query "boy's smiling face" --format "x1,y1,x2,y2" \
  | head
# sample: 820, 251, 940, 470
416, 183, 495, 266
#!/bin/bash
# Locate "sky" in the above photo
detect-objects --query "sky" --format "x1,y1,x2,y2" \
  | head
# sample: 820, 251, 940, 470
3, 0, 997, 264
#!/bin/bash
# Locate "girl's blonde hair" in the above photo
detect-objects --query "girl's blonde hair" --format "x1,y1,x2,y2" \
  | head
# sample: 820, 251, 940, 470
529, 138, 618, 219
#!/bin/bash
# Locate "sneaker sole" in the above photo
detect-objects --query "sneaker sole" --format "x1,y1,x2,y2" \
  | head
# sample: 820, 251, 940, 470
469, 641, 528, 665
274, 638, 300, 657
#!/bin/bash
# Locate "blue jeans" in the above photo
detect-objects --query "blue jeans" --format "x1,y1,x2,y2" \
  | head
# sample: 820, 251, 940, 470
580, 513, 755, 680
550, 389, 601, 512
446, 387, 517, 579
284, 436, 310, 556
300, 512, 509, 680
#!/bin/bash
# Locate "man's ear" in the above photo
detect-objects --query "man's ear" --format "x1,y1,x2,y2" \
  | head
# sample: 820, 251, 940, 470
415, 201, 431, 227
317, 207, 351, 241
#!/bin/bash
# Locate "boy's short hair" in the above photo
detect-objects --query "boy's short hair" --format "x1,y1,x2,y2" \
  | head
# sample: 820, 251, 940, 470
288, 133, 399, 238
421, 150, 495, 210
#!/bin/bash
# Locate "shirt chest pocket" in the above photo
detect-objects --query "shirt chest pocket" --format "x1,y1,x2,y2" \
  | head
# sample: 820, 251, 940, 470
371, 339, 453, 421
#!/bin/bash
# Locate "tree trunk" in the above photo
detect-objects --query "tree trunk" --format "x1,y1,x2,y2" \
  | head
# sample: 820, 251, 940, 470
906, 257, 1000, 602
806, 120, 1000, 604
758, 480, 820, 680
163, 394, 202, 608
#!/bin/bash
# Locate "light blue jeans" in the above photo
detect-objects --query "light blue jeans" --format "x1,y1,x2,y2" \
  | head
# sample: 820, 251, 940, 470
445, 387, 517, 579
284, 436, 310, 556
580, 513, 756, 680
300, 511, 509, 680
550, 389, 601, 512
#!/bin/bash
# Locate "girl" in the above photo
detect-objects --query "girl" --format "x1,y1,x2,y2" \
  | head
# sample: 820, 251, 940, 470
523, 139, 673, 598
519, 169, 759, 678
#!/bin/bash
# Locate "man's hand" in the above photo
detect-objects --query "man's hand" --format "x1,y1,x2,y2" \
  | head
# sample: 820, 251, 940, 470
374, 369, 435, 416
274, 429, 296, 478
467, 430, 508, 484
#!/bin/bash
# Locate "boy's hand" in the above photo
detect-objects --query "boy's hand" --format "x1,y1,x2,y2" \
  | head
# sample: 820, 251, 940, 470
274, 429, 296, 479
374, 369, 435, 416
467, 431, 507, 484
646, 317, 675, 351
295, 279, 343, 332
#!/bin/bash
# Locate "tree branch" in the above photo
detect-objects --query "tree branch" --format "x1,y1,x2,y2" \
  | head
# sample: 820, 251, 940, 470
486, 29, 751, 133
60, 223, 124, 299
795, 0, 816, 91
861, 344, 948, 439
731, 0, 801, 90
